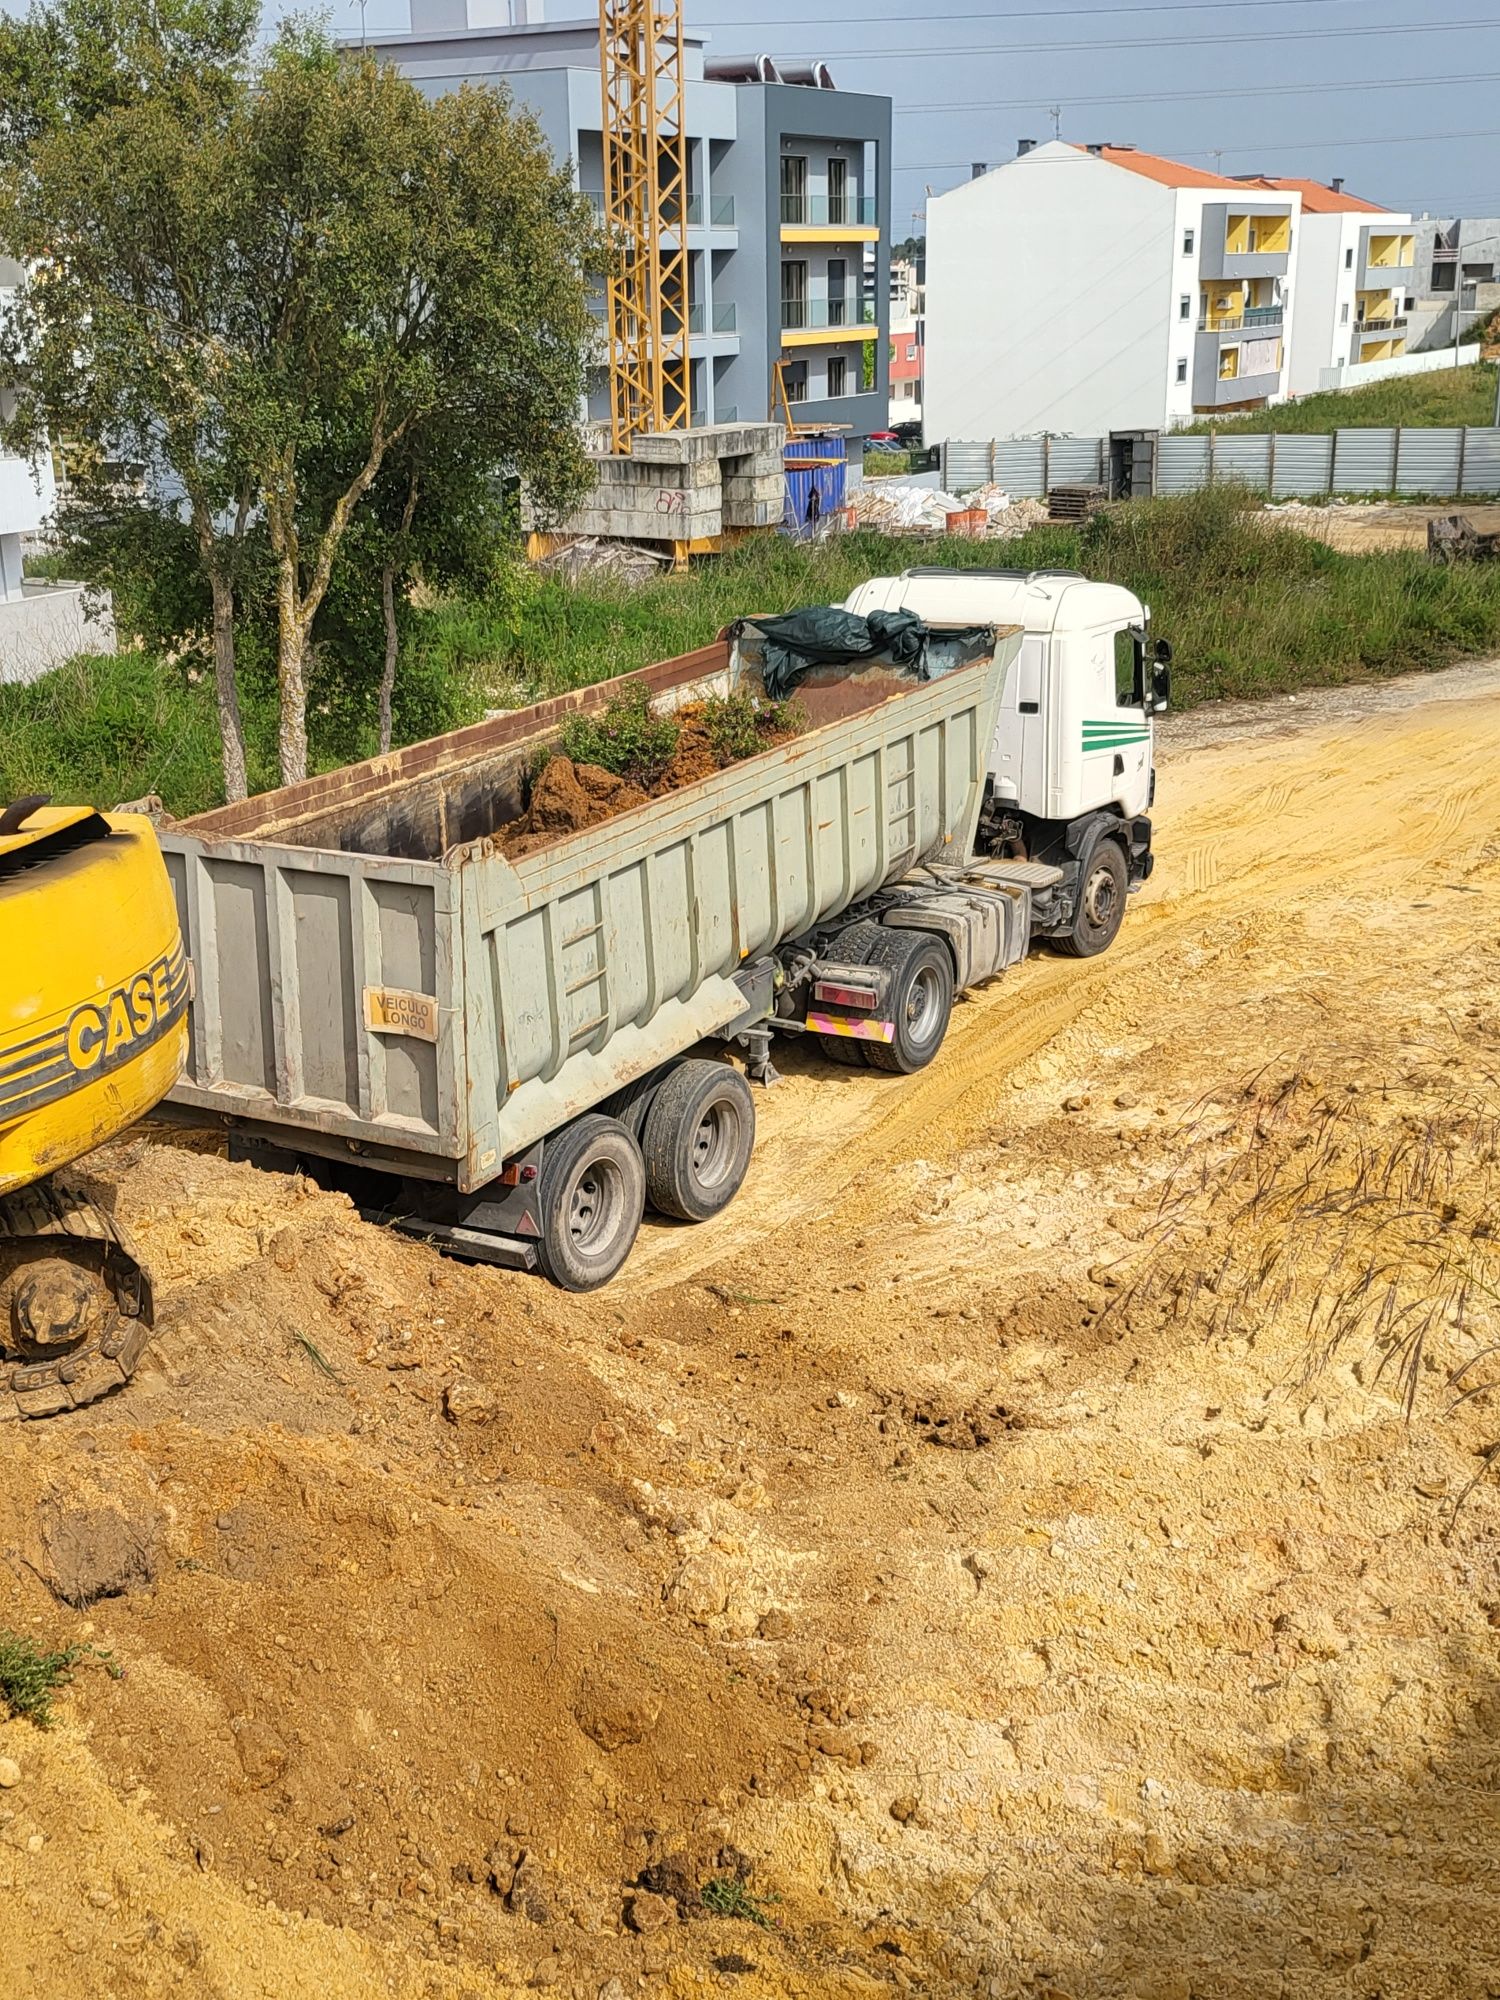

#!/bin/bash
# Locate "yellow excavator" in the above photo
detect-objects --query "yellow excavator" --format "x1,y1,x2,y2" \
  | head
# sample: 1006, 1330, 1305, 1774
0, 796, 188, 1420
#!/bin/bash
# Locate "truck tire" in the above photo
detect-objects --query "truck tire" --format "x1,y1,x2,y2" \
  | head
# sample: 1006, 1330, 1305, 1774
816, 919, 883, 1066
536, 1114, 645, 1292
641, 1060, 756, 1222
1050, 837, 1128, 958
863, 928, 954, 1075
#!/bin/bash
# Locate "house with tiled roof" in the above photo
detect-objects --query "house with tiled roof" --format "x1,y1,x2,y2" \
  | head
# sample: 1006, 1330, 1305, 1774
925, 138, 1303, 437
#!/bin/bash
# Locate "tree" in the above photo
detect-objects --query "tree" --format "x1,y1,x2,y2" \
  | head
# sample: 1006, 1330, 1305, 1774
0, 5, 598, 796
0, 0, 261, 795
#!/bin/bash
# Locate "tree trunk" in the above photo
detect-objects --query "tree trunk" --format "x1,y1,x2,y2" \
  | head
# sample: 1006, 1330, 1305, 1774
274, 549, 310, 787
208, 570, 248, 803
378, 560, 398, 756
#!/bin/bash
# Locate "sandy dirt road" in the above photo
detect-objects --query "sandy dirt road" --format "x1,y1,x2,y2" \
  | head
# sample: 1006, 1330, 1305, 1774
2, 660, 1499, 2000
1270, 499, 1500, 553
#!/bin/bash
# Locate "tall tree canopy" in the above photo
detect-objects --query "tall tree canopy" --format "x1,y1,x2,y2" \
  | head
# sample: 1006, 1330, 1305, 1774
0, 0, 598, 797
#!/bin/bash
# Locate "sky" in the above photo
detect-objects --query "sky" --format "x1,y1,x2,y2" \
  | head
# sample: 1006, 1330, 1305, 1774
323, 0, 1500, 231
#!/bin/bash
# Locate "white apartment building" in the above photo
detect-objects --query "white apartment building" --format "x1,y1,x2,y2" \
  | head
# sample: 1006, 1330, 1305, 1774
1241, 179, 1415, 394
925, 141, 1302, 439
0, 257, 53, 606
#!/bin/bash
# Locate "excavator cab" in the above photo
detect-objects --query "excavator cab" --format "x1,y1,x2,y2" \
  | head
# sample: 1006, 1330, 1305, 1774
0, 796, 189, 1418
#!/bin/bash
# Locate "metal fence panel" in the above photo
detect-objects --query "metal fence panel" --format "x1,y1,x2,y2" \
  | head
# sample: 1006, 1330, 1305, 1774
940, 441, 993, 494
1270, 435, 1335, 497
1460, 428, 1500, 494
1047, 437, 1105, 486
1155, 436, 1210, 494
1332, 428, 1397, 495
1213, 437, 1273, 492
1395, 428, 1462, 497
993, 440, 1047, 498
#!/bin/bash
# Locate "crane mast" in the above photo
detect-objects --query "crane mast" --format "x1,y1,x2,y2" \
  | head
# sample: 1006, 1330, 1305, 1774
598, 0, 692, 451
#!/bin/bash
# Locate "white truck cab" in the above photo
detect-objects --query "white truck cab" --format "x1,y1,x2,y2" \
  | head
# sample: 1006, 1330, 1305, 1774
843, 568, 1171, 955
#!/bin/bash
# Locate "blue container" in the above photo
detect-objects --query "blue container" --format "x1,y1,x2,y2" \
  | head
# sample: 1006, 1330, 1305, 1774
782, 433, 848, 540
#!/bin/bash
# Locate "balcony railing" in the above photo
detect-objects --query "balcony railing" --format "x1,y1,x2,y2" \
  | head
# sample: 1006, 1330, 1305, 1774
689, 406, 740, 426
686, 194, 736, 226
1197, 306, 1283, 333
1357, 315, 1409, 335
780, 297, 877, 331
686, 301, 739, 334
780, 195, 877, 228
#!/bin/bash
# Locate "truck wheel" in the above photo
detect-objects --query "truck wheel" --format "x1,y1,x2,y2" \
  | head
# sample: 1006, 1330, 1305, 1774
1051, 838, 1128, 958
816, 919, 883, 1066
863, 929, 955, 1075
641, 1060, 756, 1222
536, 1115, 645, 1292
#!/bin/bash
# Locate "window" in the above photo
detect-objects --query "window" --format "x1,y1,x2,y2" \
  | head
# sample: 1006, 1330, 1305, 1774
1340, 302, 1349, 324
1175, 357, 1187, 383
1345, 247, 1354, 268
905, 340, 916, 361
1218, 347, 1239, 381
779, 154, 807, 225
1182, 226, 1195, 255
780, 259, 807, 329
784, 363, 808, 403
1432, 261, 1456, 293
1114, 629, 1144, 707
827, 156, 848, 227
826, 256, 847, 327
1179, 294, 1191, 320
827, 355, 847, 398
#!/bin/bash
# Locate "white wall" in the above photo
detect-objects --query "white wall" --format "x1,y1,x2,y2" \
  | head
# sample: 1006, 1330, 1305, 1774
1316, 344, 1486, 392
1287, 210, 1410, 398
925, 144, 1173, 439
0, 582, 115, 684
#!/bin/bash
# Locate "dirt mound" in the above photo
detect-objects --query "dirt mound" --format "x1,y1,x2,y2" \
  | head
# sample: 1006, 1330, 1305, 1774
498, 756, 647, 858
498, 702, 803, 858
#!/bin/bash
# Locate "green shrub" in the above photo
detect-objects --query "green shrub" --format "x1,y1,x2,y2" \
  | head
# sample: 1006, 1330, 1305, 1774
0, 1632, 83, 1728
559, 677, 680, 787
701, 689, 805, 763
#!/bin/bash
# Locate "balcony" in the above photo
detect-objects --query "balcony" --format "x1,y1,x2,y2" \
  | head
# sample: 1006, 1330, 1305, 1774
1197, 305, 1284, 335
1197, 203, 1293, 281
780, 194, 879, 238
686, 301, 739, 338
780, 297, 877, 334
689, 406, 739, 426
686, 194, 736, 227
1357, 316, 1408, 341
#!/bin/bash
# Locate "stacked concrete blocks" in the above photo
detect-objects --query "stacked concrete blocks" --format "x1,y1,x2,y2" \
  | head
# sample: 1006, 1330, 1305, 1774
526, 422, 786, 547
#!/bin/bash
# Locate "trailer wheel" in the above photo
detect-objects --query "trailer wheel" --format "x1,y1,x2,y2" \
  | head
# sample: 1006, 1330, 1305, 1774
863, 929, 954, 1075
536, 1115, 645, 1292
641, 1060, 756, 1222
1050, 837, 1127, 958
816, 919, 883, 1066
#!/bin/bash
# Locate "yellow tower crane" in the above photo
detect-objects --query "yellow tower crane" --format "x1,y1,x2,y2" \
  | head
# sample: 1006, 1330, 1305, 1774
598, 0, 692, 451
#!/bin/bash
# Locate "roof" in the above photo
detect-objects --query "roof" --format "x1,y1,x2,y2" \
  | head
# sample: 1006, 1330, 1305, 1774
1076, 145, 1250, 192
1234, 176, 1388, 215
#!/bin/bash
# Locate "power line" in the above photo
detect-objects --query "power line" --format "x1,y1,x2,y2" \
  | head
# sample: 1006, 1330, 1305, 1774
903, 126, 1500, 170
892, 68, 1500, 114
756, 18, 1498, 62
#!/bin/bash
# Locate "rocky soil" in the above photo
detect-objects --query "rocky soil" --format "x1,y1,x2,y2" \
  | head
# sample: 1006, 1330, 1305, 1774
2, 661, 1499, 2000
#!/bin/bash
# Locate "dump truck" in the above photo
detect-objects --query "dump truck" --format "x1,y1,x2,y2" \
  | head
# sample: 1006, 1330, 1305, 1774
160, 576, 1167, 1292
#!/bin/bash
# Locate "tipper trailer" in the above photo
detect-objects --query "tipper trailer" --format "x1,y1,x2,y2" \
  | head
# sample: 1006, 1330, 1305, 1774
160, 571, 1167, 1290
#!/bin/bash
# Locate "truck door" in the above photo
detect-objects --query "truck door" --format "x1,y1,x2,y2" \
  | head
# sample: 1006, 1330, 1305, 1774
989, 629, 1045, 814
1076, 625, 1150, 814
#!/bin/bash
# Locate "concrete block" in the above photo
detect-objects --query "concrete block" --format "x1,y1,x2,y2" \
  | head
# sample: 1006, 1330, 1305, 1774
721, 498, 783, 530
722, 472, 785, 505
720, 450, 785, 481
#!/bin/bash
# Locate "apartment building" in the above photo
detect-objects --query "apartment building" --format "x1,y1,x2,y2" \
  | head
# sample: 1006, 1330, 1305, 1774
925, 140, 1301, 439
0, 257, 52, 608
1411, 217, 1500, 349
369, 12, 891, 437
1242, 179, 1414, 393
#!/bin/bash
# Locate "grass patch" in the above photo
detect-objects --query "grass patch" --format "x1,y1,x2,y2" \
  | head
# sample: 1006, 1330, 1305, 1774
1178, 360, 1498, 434
700, 1875, 782, 1928
0, 1632, 89, 1728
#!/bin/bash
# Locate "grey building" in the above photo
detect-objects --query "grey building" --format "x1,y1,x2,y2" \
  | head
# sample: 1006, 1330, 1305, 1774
365, 13, 891, 439
1410, 216, 1500, 349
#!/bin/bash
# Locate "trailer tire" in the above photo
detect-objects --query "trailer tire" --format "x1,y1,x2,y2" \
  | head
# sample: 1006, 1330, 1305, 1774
863, 929, 954, 1075
641, 1060, 756, 1222
536, 1115, 645, 1292
816, 919, 883, 1066
1050, 836, 1127, 958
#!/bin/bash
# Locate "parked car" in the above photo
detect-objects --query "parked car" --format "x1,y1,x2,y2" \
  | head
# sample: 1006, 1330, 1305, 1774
892, 420, 924, 446
863, 431, 904, 453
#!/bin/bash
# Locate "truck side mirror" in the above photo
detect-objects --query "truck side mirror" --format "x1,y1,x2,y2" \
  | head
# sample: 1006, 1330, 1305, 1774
1153, 638, 1173, 665
1151, 662, 1172, 713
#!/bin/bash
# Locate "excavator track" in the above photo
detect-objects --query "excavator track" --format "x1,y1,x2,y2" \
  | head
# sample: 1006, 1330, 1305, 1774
0, 1180, 154, 1420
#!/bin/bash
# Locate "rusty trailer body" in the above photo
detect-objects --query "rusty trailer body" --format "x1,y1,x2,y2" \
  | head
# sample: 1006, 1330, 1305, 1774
160, 623, 1021, 1284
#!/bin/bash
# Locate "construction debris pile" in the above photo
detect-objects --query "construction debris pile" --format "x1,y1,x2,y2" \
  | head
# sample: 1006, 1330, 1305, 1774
852, 480, 1050, 539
